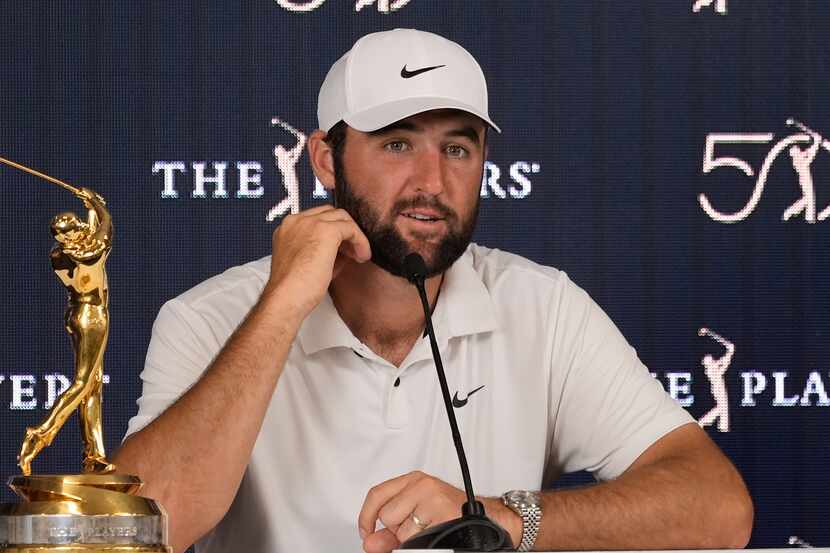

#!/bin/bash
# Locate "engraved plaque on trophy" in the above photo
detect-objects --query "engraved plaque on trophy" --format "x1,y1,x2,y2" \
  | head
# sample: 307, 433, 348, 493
0, 157, 170, 553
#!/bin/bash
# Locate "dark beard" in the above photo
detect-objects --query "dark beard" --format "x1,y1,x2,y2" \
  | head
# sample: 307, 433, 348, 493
333, 159, 479, 279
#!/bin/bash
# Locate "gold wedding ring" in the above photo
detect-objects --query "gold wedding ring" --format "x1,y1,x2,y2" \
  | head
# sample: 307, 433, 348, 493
411, 513, 431, 530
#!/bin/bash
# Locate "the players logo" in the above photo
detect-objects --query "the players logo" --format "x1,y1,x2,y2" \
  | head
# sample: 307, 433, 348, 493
698, 119, 830, 223
692, 0, 727, 14
698, 328, 734, 432
153, 115, 541, 220
275, 0, 412, 13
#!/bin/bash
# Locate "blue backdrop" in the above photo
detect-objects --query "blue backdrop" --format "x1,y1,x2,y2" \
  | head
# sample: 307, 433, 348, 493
2, 1, 829, 548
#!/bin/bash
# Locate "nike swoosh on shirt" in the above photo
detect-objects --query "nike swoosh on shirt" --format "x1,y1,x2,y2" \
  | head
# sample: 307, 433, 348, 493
400, 64, 446, 78
452, 385, 486, 408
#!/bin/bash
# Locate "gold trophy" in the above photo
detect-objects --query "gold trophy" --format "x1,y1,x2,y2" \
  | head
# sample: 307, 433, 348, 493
0, 157, 170, 553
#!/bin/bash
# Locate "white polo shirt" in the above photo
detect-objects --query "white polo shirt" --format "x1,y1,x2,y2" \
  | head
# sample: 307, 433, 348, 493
125, 244, 693, 553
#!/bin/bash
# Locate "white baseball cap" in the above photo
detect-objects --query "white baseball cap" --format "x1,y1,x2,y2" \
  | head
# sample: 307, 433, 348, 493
318, 28, 500, 134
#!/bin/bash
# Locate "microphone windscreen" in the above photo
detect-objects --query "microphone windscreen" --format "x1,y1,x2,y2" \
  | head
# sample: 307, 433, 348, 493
403, 253, 427, 284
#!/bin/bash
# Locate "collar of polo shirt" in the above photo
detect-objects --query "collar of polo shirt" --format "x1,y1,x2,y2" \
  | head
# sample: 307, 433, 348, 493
296, 249, 498, 356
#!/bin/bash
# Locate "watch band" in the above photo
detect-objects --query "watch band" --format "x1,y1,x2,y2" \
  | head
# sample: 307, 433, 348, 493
501, 490, 542, 551
518, 502, 541, 551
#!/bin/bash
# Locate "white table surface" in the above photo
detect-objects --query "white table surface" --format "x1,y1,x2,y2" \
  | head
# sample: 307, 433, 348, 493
394, 549, 830, 553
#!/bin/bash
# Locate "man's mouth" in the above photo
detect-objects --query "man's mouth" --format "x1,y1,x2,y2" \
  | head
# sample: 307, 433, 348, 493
400, 210, 444, 222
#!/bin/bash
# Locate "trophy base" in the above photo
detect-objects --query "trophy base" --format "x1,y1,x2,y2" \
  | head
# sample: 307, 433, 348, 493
1, 475, 170, 553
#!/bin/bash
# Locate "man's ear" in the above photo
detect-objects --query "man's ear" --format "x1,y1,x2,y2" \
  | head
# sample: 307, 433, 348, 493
308, 130, 336, 191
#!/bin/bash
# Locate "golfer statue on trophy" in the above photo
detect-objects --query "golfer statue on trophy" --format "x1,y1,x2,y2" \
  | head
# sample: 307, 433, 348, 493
15, 178, 115, 475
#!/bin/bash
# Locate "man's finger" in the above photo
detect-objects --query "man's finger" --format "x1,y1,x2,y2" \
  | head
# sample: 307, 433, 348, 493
377, 478, 433, 536
331, 220, 371, 263
358, 472, 423, 538
316, 208, 354, 223
297, 204, 337, 217
393, 513, 429, 545
362, 527, 399, 553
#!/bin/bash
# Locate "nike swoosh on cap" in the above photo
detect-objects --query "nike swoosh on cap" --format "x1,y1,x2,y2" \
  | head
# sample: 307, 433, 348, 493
400, 64, 446, 79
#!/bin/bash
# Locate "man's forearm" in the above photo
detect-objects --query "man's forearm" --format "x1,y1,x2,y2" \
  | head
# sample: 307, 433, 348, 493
533, 441, 753, 550
113, 289, 304, 552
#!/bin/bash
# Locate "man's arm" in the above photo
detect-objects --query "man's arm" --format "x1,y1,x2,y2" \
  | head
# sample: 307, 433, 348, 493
113, 290, 304, 553
113, 205, 371, 553
359, 423, 753, 553
530, 422, 752, 550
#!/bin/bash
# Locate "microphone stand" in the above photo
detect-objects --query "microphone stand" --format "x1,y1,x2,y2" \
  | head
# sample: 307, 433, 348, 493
399, 253, 512, 551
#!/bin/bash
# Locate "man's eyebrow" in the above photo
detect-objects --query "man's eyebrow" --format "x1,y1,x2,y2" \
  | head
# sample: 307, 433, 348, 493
368, 121, 482, 146
446, 126, 482, 146
368, 121, 421, 136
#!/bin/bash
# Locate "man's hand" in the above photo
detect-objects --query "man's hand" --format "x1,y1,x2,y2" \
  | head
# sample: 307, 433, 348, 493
358, 471, 521, 553
264, 205, 371, 319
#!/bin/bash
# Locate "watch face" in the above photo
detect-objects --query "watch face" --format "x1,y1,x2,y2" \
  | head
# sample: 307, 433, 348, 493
505, 489, 540, 508
506, 490, 526, 502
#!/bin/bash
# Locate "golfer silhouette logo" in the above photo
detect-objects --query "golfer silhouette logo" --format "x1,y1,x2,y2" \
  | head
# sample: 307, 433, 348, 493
267, 117, 306, 221
698, 328, 734, 433
782, 119, 830, 223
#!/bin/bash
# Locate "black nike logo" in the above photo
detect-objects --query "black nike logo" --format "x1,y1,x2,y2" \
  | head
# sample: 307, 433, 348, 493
400, 64, 446, 79
452, 385, 485, 408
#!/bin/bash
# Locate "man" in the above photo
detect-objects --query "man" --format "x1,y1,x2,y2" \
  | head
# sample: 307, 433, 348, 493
114, 29, 753, 553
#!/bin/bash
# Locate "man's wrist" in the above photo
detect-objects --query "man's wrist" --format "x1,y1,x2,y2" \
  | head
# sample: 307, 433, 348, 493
482, 496, 523, 548
257, 283, 311, 329
501, 490, 543, 551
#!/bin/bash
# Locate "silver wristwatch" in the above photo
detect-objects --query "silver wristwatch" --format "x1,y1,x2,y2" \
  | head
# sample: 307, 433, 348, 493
501, 490, 542, 551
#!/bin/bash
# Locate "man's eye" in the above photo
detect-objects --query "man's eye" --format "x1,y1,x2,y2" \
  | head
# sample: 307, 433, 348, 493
384, 141, 408, 152
446, 144, 468, 158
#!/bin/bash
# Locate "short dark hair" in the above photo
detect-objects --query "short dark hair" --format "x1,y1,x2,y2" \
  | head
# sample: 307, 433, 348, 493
323, 121, 348, 168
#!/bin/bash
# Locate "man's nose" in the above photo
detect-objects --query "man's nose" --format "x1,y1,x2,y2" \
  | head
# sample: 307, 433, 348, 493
412, 148, 446, 195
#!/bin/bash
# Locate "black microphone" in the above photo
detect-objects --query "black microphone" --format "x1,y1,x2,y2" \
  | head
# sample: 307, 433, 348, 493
399, 253, 512, 551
